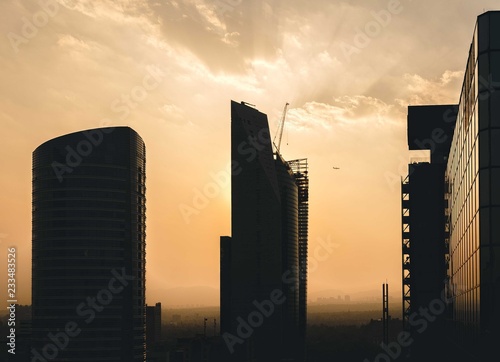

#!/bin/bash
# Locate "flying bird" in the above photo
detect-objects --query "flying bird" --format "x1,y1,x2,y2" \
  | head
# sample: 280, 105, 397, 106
333, 166, 340, 170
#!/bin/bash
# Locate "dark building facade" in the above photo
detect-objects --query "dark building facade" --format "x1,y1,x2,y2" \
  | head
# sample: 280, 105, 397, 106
401, 105, 457, 360
401, 10, 500, 361
220, 235, 232, 340
32, 126, 146, 361
146, 303, 162, 347
220, 101, 308, 362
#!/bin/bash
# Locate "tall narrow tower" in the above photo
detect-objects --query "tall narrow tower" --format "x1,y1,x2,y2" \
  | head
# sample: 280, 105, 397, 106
32, 126, 146, 361
221, 101, 308, 362
382, 283, 389, 346
226, 101, 283, 361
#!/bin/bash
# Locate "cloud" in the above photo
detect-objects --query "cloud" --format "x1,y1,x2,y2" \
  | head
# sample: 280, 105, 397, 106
287, 96, 397, 132
397, 70, 463, 106
193, 0, 227, 34
159, 103, 185, 123
58, 0, 152, 24
142, 0, 250, 73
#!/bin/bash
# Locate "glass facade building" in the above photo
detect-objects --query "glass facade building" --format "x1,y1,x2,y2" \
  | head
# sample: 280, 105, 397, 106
32, 126, 146, 361
445, 11, 500, 358
402, 11, 500, 360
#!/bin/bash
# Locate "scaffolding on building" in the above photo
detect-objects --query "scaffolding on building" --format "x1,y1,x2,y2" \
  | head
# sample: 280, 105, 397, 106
288, 158, 309, 287
288, 158, 309, 355
401, 175, 411, 330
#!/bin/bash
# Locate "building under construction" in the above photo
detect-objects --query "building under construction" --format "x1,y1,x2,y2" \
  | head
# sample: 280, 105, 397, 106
288, 158, 309, 360
220, 101, 309, 362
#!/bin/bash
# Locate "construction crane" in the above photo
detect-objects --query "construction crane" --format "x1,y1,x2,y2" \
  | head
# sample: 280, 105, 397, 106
273, 102, 289, 156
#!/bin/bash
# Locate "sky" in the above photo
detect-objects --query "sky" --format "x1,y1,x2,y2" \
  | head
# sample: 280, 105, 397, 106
0, 0, 498, 310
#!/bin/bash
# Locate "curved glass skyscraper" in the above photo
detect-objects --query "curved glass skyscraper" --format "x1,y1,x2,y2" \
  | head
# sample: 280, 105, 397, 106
32, 126, 146, 361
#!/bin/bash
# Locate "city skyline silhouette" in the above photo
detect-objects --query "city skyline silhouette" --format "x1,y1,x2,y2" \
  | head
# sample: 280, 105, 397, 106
1, 1, 500, 361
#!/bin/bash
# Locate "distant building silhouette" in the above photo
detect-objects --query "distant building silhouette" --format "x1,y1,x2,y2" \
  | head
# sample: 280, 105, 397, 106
146, 302, 164, 362
32, 127, 146, 361
401, 10, 500, 361
220, 101, 308, 362
146, 303, 162, 347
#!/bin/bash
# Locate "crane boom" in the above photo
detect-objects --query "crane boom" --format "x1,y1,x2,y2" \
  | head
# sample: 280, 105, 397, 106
273, 102, 289, 155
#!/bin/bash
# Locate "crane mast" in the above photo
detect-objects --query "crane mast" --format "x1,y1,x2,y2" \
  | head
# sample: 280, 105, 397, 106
273, 102, 289, 156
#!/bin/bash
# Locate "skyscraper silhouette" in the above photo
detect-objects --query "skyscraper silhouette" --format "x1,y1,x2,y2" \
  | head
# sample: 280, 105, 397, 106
31, 126, 146, 361
220, 101, 308, 362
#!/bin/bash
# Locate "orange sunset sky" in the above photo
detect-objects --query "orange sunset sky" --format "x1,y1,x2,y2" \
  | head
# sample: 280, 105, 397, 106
1, 0, 498, 311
